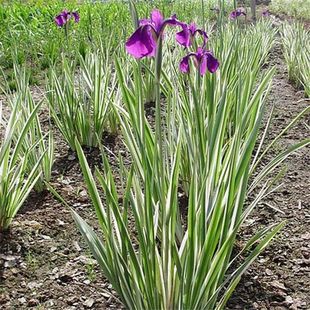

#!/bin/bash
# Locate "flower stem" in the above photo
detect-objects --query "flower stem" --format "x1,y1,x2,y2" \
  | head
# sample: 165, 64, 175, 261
154, 37, 164, 187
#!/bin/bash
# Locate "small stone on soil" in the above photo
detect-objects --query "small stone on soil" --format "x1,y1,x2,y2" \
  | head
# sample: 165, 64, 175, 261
18, 297, 26, 304
271, 280, 287, 291
68, 155, 76, 161
83, 297, 95, 308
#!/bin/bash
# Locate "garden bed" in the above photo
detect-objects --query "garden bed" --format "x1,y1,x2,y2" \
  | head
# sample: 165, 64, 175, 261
0, 39, 309, 309
0, 2, 309, 309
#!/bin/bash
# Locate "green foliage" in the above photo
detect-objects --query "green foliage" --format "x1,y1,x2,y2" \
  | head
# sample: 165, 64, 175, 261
0, 97, 46, 231
1, 1, 308, 307
71, 18, 309, 309
281, 22, 310, 97
3, 65, 55, 192
47, 50, 119, 150
270, 0, 310, 19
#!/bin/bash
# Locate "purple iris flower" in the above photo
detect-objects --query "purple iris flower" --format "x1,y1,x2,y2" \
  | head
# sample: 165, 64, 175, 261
179, 47, 219, 76
61, 10, 70, 21
55, 10, 70, 27
262, 10, 270, 17
71, 11, 80, 23
54, 10, 80, 27
176, 22, 208, 48
229, 8, 246, 20
125, 9, 183, 59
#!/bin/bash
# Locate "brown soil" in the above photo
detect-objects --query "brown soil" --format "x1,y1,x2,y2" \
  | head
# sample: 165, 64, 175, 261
0, 30, 309, 310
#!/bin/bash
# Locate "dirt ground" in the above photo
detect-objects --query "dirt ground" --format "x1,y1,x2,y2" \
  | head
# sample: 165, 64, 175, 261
0, 21, 309, 310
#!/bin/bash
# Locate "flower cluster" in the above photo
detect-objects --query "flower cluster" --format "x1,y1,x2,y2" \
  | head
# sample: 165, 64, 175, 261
125, 9, 219, 76
55, 10, 80, 27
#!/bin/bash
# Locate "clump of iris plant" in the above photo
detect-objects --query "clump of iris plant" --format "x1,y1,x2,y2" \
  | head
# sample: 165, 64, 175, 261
179, 47, 219, 75
229, 8, 246, 20
54, 10, 80, 27
176, 22, 208, 48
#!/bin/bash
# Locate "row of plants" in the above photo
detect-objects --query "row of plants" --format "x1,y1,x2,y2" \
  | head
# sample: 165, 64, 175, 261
1, 1, 309, 309
70, 10, 309, 308
0, 68, 54, 230
281, 22, 310, 97
270, 0, 310, 20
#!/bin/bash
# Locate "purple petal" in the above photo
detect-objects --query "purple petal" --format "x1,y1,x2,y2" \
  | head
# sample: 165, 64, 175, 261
194, 29, 208, 47
179, 55, 191, 73
229, 11, 237, 19
151, 9, 164, 32
176, 25, 191, 47
161, 15, 180, 31
196, 47, 204, 61
164, 15, 179, 27
71, 11, 80, 23
188, 22, 197, 34
159, 15, 182, 38
125, 26, 156, 59
61, 10, 71, 21
55, 14, 66, 27
229, 8, 246, 19
139, 18, 150, 26
262, 10, 270, 17
205, 52, 219, 73
179, 52, 197, 73
200, 56, 208, 75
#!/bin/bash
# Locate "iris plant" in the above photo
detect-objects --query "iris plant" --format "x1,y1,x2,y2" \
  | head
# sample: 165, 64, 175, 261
125, 9, 187, 187
281, 22, 310, 97
47, 50, 118, 150
6, 66, 54, 192
0, 99, 45, 232
54, 10, 80, 27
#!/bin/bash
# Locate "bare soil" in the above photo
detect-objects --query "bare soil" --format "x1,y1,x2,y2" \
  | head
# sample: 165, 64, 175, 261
0, 32, 309, 310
